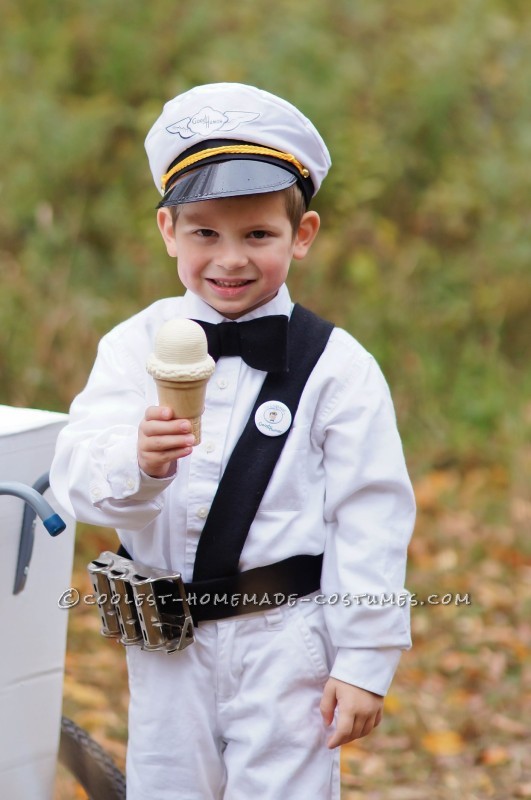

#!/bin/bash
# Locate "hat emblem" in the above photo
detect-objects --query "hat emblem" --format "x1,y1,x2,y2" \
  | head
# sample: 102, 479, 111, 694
166, 106, 260, 139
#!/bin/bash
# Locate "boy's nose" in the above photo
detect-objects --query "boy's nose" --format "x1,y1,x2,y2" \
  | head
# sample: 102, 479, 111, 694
215, 245, 249, 271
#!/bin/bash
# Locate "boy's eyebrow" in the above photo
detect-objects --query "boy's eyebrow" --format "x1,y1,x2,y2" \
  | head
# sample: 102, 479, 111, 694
180, 210, 212, 224
181, 210, 275, 229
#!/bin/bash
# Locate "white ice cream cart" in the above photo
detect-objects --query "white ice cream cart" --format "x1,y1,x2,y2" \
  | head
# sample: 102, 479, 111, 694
0, 405, 125, 799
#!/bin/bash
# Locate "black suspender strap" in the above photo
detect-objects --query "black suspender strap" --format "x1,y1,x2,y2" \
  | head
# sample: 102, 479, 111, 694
192, 303, 334, 582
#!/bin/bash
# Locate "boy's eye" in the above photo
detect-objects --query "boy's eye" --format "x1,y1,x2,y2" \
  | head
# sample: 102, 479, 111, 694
249, 230, 269, 240
196, 229, 216, 237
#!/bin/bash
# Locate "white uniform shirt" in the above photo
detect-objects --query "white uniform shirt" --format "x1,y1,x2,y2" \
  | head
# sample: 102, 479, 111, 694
51, 284, 415, 695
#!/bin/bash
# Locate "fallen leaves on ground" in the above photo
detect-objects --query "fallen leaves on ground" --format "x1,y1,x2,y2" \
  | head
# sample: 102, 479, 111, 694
55, 466, 531, 799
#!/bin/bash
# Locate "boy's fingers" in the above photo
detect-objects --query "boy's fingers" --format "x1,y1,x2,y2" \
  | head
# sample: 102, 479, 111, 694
140, 438, 188, 454
144, 434, 196, 452
138, 406, 195, 478
327, 711, 381, 748
143, 408, 192, 433
138, 441, 193, 478
144, 405, 173, 421
319, 681, 337, 726
327, 709, 356, 748
144, 447, 192, 465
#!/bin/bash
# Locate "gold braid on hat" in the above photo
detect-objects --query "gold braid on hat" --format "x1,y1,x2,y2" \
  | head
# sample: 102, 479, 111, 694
161, 144, 310, 192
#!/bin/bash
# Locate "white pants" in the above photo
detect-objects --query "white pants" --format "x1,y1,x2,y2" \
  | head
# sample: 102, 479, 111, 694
126, 595, 340, 799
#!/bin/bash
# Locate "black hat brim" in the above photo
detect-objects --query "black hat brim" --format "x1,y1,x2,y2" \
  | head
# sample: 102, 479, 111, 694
157, 160, 298, 207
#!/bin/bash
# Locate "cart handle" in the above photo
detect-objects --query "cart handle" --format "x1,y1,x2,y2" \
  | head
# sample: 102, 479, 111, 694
0, 476, 66, 594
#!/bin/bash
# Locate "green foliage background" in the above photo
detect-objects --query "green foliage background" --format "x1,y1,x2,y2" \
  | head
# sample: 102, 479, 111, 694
1, 0, 530, 479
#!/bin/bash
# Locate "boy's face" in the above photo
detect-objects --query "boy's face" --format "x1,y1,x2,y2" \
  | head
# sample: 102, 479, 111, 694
157, 191, 319, 319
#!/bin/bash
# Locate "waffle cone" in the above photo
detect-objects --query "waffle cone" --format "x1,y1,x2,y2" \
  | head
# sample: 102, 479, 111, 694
155, 378, 209, 445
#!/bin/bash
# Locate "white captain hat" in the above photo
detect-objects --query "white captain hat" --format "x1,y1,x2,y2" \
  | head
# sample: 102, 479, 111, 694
145, 82, 331, 208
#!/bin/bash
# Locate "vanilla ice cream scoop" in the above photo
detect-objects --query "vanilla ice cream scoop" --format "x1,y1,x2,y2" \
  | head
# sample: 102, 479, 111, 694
146, 319, 215, 381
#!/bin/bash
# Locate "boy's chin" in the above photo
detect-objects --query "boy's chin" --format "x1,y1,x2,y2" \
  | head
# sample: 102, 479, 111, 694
204, 292, 280, 320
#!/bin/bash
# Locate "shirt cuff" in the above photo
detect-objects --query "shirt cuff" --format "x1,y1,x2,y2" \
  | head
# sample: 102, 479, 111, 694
88, 428, 176, 505
330, 647, 404, 696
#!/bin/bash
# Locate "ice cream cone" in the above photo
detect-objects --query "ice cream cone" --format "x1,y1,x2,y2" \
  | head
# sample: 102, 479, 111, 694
146, 318, 215, 446
154, 377, 209, 444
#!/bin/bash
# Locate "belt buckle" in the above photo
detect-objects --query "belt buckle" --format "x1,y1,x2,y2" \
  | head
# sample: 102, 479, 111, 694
87, 551, 194, 654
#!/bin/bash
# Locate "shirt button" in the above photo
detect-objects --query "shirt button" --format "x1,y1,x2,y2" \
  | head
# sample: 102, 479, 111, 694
90, 487, 102, 500
126, 478, 136, 490
217, 378, 228, 389
197, 507, 209, 519
204, 441, 215, 453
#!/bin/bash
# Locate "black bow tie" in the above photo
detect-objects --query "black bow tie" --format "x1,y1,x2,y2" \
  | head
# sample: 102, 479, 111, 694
192, 315, 289, 373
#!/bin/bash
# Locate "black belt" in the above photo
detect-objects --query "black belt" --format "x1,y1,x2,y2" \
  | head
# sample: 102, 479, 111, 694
117, 543, 323, 624
165, 553, 323, 624
89, 550, 323, 654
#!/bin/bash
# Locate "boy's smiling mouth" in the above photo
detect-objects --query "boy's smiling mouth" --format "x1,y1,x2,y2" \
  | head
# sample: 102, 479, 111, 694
207, 279, 255, 288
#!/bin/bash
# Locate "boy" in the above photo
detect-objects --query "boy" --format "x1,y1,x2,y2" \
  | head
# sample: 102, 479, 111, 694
51, 83, 415, 799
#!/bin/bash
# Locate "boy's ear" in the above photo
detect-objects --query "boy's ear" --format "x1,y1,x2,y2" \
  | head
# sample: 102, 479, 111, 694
292, 211, 320, 260
157, 208, 178, 257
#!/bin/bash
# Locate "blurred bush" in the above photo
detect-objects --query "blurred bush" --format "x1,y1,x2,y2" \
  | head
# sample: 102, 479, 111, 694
1, 0, 530, 475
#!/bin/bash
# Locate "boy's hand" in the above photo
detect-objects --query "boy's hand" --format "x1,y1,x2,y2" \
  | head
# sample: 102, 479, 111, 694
138, 407, 195, 478
320, 678, 383, 749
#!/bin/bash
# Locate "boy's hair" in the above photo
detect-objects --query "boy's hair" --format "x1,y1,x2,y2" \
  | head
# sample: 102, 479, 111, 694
168, 184, 307, 237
